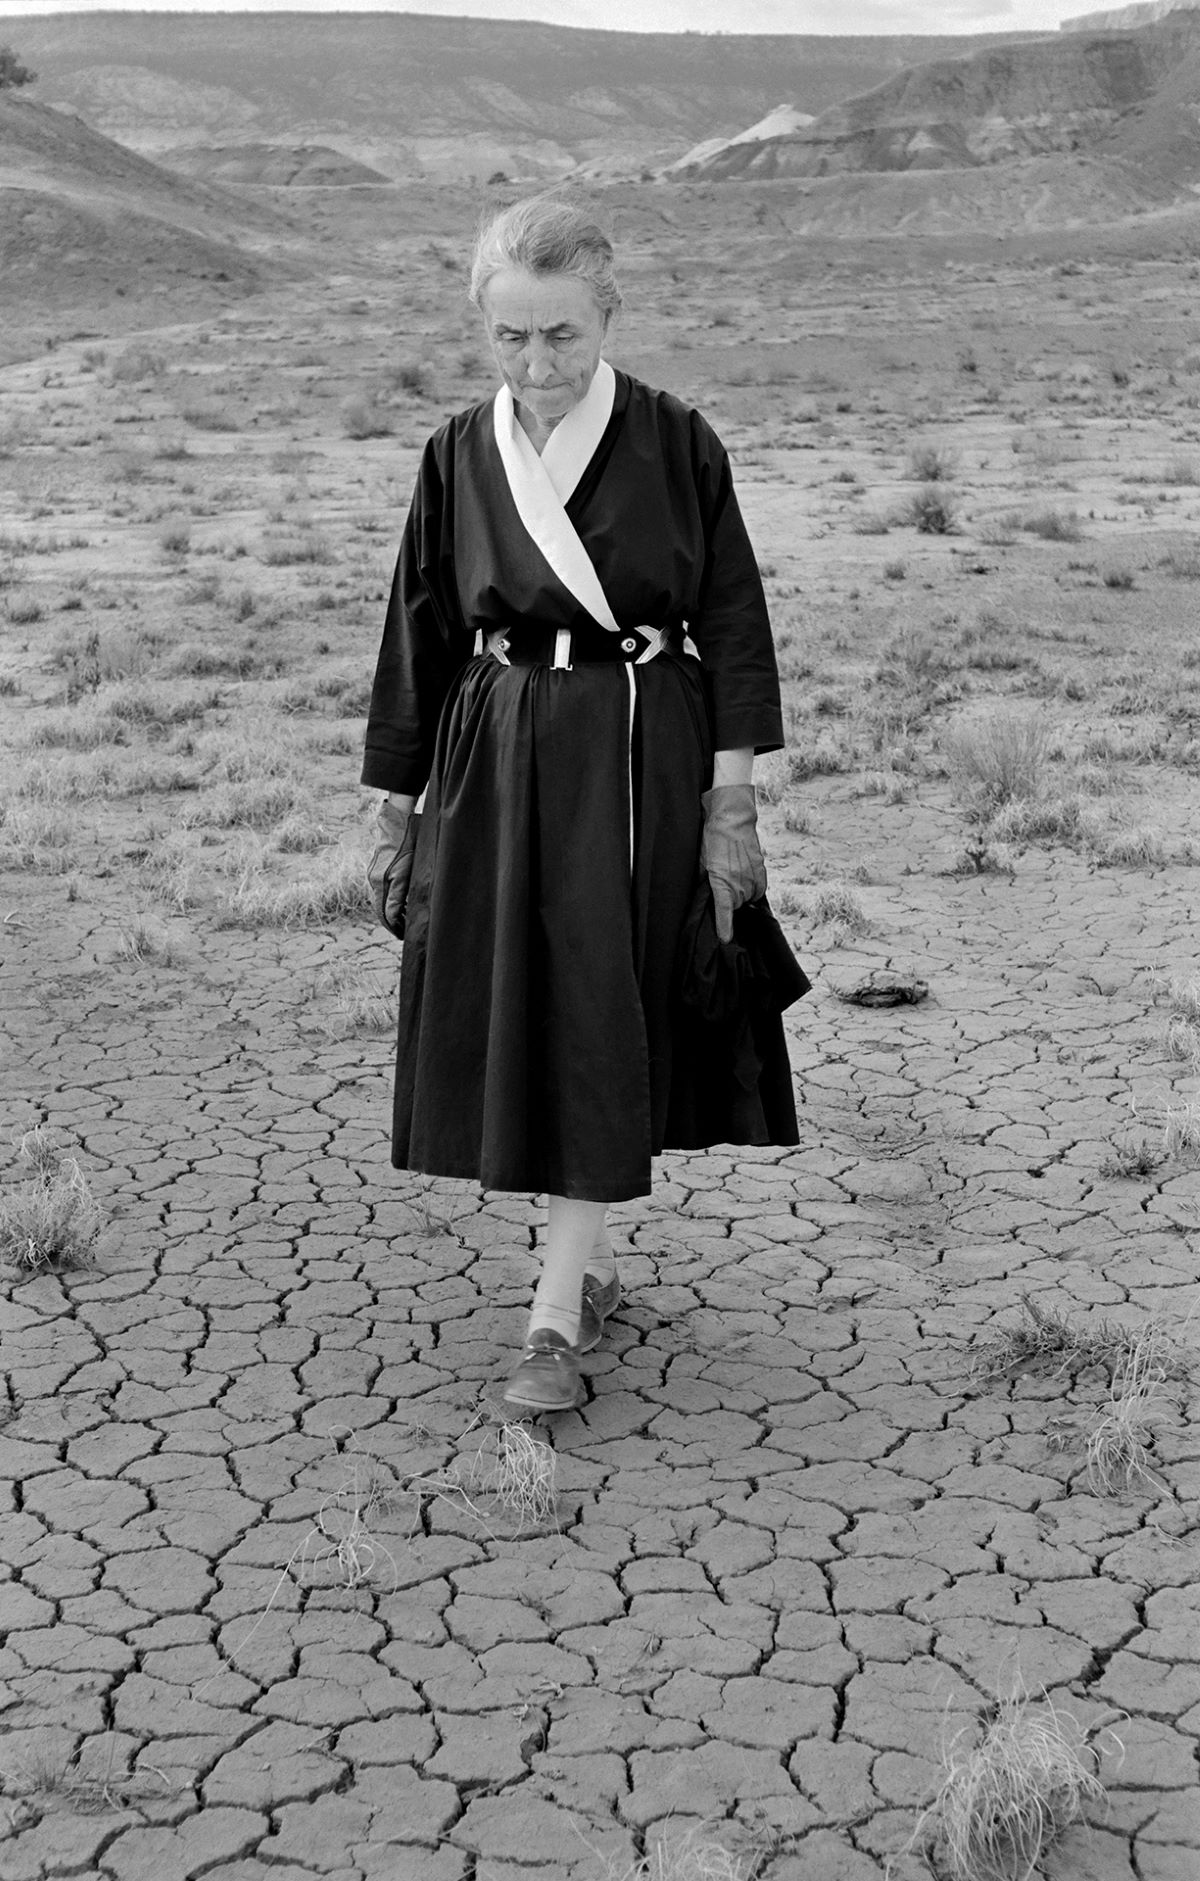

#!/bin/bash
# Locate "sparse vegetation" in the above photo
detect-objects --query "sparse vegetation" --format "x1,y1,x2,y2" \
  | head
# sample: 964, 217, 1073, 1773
1100, 1134, 1165, 1180
896, 483, 958, 534
972, 1295, 1186, 1383
0, 1128, 103, 1274
599, 1828, 758, 1881
1023, 509, 1083, 543
906, 441, 957, 482
905, 1683, 1114, 1881
1083, 1330, 1173, 1496
214, 842, 370, 927
945, 708, 1048, 816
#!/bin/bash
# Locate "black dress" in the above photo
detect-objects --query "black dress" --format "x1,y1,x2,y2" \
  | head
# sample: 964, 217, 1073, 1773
362, 370, 787, 1202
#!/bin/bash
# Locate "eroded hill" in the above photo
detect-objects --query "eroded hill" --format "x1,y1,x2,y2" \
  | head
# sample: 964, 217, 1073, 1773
0, 89, 291, 334
12, 12, 1038, 180
681, 7, 1200, 201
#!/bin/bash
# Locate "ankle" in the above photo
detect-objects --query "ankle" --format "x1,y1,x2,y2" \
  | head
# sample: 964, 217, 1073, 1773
586, 1246, 617, 1284
528, 1301, 581, 1346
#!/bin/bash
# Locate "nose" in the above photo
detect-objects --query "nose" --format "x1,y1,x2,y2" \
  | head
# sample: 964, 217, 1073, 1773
524, 337, 557, 384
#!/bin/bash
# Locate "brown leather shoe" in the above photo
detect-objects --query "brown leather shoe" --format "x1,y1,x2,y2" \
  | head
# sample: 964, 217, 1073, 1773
579, 1272, 621, 1355
502, 1328, 583, 1413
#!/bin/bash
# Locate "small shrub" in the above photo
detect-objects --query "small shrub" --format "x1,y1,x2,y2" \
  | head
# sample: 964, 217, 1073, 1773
1102, 567, 1135, 590
159, 525, 190, 556
1160, 542, 1200, 579
949, 835, 1013, 876
1023, 510, 1083, 543
1161, 455, 1200, 485
340, 394, 393, 440
388, 360, 435, 398
181, 403, 241, 432
5, 595, 43, 625
109, 346, 165, 384
0, 414, 29, 457
883, 558, 906, 581
906, 441, 957, 482
897, 483, 958, 534
260, 534, 333, 567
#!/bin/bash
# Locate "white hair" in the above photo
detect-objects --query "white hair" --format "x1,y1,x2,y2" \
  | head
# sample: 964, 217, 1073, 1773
469, 195, 622, 319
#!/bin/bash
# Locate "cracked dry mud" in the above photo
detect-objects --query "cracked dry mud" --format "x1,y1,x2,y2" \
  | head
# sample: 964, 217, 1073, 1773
3, 199, 1200, 1879
4, 835, 1200, 1881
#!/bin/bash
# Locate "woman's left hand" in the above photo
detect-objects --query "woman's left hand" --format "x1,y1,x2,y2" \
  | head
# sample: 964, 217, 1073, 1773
367, 798, 419, 938
701, 783, 767, 942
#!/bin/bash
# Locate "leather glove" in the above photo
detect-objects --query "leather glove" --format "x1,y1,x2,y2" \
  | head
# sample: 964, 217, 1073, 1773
366, 798, 419, 939
701, 783, 766, 944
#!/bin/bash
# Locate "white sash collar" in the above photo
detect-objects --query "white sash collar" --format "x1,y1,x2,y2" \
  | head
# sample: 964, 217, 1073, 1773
492, 359, 619, 633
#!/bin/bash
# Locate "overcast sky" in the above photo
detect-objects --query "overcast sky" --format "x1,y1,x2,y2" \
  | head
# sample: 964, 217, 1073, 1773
0, 1, 1103, 36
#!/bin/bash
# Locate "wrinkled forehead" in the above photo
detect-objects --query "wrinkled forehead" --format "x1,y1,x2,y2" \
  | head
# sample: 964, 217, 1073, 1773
480, 267, 605, 330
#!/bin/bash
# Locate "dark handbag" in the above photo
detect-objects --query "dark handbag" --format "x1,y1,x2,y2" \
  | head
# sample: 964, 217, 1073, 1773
674, 884, 809, 1145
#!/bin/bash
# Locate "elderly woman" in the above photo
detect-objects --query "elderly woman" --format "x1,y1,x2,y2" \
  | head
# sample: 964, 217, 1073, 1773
363, 195, 791, 1414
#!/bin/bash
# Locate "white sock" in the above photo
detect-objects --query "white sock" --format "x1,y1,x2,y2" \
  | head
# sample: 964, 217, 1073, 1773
586, 1229, 617, 1285
528, 1196, 608, 1347
527, 1300, 583, 1345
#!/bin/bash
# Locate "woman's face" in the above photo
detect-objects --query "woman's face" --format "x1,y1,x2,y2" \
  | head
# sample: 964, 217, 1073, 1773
481, 267, 610, 432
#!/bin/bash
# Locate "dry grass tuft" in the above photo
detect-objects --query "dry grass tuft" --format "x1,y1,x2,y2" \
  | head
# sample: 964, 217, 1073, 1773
1099, 1133, 1165, 1180
1164, 1016, 1200, 1072
478, 1422, 559, 1531
1081, 1330, 1173, 1496
117, 917, 182, 967
1163, 1097, 1200, 1158
807, 881, 869, 936
905, 1683, 1115, 1881
405, 1416, 561, 1537
0, 1128, 103, 1275
0, 802, 77, 872
973, 1294, 1189, 1386
1157, 974, 1200, 1022
945, 708, 1048, 817
0, 1736, 170, 1820
316, 959, 395, 1037
214, 844, 370, 928
600, 1825, 757, 1881
288, 1449, 400, 1591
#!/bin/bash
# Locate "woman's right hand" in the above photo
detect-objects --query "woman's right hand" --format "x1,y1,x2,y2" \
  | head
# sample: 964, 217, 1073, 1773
367, 797, 419, 938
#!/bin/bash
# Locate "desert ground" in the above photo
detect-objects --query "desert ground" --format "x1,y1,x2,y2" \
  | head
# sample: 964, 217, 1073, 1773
2, 177, 1200, 1880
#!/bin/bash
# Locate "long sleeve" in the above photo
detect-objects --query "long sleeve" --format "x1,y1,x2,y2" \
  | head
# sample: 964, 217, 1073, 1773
361, 433, 475, 796
685, 412, 783, 757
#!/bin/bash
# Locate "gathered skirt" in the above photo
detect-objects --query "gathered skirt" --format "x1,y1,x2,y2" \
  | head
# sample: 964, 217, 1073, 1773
392, 649, 792, 1201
